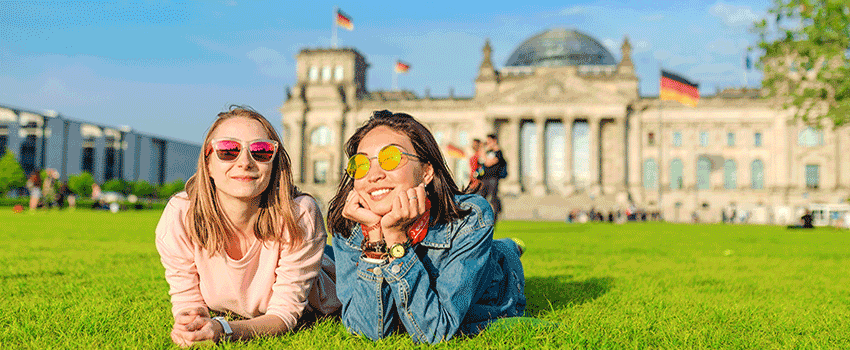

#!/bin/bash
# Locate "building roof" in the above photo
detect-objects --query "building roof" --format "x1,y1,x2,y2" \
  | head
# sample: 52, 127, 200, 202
505, 28, 617, 67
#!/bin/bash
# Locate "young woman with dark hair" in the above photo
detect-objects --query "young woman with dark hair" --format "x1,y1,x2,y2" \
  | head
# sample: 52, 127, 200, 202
327, 110, 526, 343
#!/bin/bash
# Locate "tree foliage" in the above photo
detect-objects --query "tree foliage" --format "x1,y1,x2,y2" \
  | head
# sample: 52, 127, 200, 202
68, 172, 95, 198
131, 180, 156, 198
0, 151, 26, 196
755, 0, 850, 126
102, 179, 131, 195
157, 179, 185, 199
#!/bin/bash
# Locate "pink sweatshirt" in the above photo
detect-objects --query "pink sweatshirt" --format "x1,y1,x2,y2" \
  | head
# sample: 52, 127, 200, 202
155, 192, 340, 330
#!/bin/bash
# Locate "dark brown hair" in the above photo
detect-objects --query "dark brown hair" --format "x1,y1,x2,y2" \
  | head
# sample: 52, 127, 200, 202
327, 110, 473, 237
184, 106, 304, 256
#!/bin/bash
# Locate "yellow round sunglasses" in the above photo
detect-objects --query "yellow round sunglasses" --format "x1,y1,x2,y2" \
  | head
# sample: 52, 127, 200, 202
346, 144, 424, 179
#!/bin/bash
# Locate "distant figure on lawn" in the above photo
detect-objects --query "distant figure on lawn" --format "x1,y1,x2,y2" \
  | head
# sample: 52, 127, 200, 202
477, 134, 507, 222
26, 171, 42, 211
327, 110, 526, 343
788, 210, 815, 229
155, 106, 340, 347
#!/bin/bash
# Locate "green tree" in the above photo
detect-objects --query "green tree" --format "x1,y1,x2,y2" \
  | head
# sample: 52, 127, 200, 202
156, 179, 185, 199
68, 172, 95, 198
0, 151, 26, 196
130, 180, 156, 198
102, 179, 130, 195
754, 0, 850, 126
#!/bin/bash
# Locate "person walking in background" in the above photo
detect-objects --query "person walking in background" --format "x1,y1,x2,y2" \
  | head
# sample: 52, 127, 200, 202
478, 134, 506, 222
26, 171, 42, 212
467, 138, 483, 191
42, 169, 59, 209
155, 106, 339, 347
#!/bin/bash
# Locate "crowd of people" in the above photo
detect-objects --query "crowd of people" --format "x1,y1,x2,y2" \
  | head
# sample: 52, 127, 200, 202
23, 168, 74, 212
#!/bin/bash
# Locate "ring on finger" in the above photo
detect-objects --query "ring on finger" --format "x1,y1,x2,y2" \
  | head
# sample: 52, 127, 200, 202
409, 196, 417, 200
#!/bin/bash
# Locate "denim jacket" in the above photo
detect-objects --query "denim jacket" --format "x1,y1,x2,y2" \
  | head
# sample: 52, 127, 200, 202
332, 194, 526, 343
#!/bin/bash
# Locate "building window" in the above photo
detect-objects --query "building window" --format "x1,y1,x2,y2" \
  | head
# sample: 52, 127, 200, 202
313, 160, 329, 184
104, 146, 116, 181
308, 66, 319, 81
724, 159, 737, 189
751, 159, 764, 189
321, 66, 331, 81
334, 65, 344, 81
647, 132, 655, 146
805, 164, 820, 189
20, 135, 37, 175
310, 126, 331, 146
754, 132, 762, 147
0, 124, 7, 157
798, 127, 822, 147
672, 131, 682, 147
699, 131, 709, 147
670, 158, 683, 190
82, 147, 95, 174
643, 158, 658, 189
696, 156, 710, 190
727, 132, 735, 147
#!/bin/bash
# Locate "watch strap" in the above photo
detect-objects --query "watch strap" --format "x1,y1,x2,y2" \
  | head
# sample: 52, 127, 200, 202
213, 316, 232, 342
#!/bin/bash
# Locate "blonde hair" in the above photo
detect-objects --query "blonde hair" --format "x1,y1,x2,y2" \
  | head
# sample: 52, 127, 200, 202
184, 106, 303, 256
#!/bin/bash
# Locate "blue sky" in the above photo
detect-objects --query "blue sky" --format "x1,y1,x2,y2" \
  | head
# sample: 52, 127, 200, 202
0, 0, 769, 144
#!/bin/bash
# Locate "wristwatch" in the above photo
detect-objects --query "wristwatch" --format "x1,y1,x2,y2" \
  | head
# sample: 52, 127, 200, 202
389, 240, 410, 258
213, 316, 233, 342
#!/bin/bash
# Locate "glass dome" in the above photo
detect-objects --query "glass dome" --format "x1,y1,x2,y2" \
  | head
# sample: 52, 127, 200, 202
505, 28, 617, 67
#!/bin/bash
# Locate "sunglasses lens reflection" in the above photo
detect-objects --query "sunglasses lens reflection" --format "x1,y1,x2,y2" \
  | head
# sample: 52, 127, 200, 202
347, 154, 370, 179
215, 140, 241, 161
378, 145, 402, 171
249, 141, 275, 162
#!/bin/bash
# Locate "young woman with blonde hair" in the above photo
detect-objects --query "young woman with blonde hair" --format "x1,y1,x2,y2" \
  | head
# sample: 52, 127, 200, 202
155, 106, 339, 346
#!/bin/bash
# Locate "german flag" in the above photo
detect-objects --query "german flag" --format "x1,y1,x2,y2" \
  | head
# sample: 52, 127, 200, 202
395, 60, 410, 73
660, 70, 699, 107
336, 9, 353, 31
445, 144, 465, 158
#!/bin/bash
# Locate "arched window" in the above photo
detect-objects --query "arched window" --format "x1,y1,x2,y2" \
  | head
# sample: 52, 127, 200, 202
751, 159, 764, 189
696, 156, 710, 190
334, 65, 344, 81
308, 66, 319, 82
798, 127, 822, 147
643, 158, 658, 189
724, 159, 737, 189
321, 66, 332, 81
670, 158, 683, 190
310, 125, 331, 146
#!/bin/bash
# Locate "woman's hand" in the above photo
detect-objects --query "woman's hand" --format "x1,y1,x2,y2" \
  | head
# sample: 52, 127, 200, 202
169, 307, 219, 347
342, 190, 383, 240
381, 184, 427, 245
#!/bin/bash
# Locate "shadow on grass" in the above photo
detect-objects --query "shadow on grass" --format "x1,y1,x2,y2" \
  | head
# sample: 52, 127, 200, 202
524, 276, 614, 317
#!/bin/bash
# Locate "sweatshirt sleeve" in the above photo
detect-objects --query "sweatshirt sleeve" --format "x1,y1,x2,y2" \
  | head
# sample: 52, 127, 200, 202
265, 195, 328, 330
154, 195, 208, 318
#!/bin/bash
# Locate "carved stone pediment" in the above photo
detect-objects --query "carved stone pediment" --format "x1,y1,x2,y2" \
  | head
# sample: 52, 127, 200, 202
492, 73, 629, 104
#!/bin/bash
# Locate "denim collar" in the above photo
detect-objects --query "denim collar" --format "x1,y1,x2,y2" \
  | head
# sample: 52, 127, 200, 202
343, 215, 454, 250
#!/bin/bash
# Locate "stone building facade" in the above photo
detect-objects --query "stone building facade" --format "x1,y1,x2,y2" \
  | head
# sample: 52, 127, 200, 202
280, 28, 850, 223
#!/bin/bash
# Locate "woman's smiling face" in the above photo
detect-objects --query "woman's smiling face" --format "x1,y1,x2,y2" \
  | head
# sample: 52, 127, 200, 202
207, 117, 274, 204
352, 126, 433, 216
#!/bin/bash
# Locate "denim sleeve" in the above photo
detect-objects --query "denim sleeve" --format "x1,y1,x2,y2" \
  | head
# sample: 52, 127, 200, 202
332, 233, 397, 340
380, 203, 495, 343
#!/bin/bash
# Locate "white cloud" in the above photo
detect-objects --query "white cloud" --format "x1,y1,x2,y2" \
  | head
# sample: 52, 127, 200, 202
553, 5, 594, 16
222, 0, 237, 6
635, 40, 651, 52
246, 47, 289, 78
690, 62, 738, 75
602, 38, 618, 52
709, 1, 759, 27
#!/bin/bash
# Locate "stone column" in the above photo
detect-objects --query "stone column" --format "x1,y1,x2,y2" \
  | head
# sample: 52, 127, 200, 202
588, 117, 600, 195
532, 118, 547, 196
292, 111, 307, 184
563, 118, 574, 195
505, 118, 522, 193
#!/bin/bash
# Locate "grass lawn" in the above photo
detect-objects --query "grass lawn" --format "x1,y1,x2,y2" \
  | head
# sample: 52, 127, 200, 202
1, 209, 848, 349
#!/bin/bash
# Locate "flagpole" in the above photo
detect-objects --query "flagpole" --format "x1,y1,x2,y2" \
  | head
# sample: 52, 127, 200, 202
392, 69, 398, 91
332, 6, 338, 48
658, 65, 664, 220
